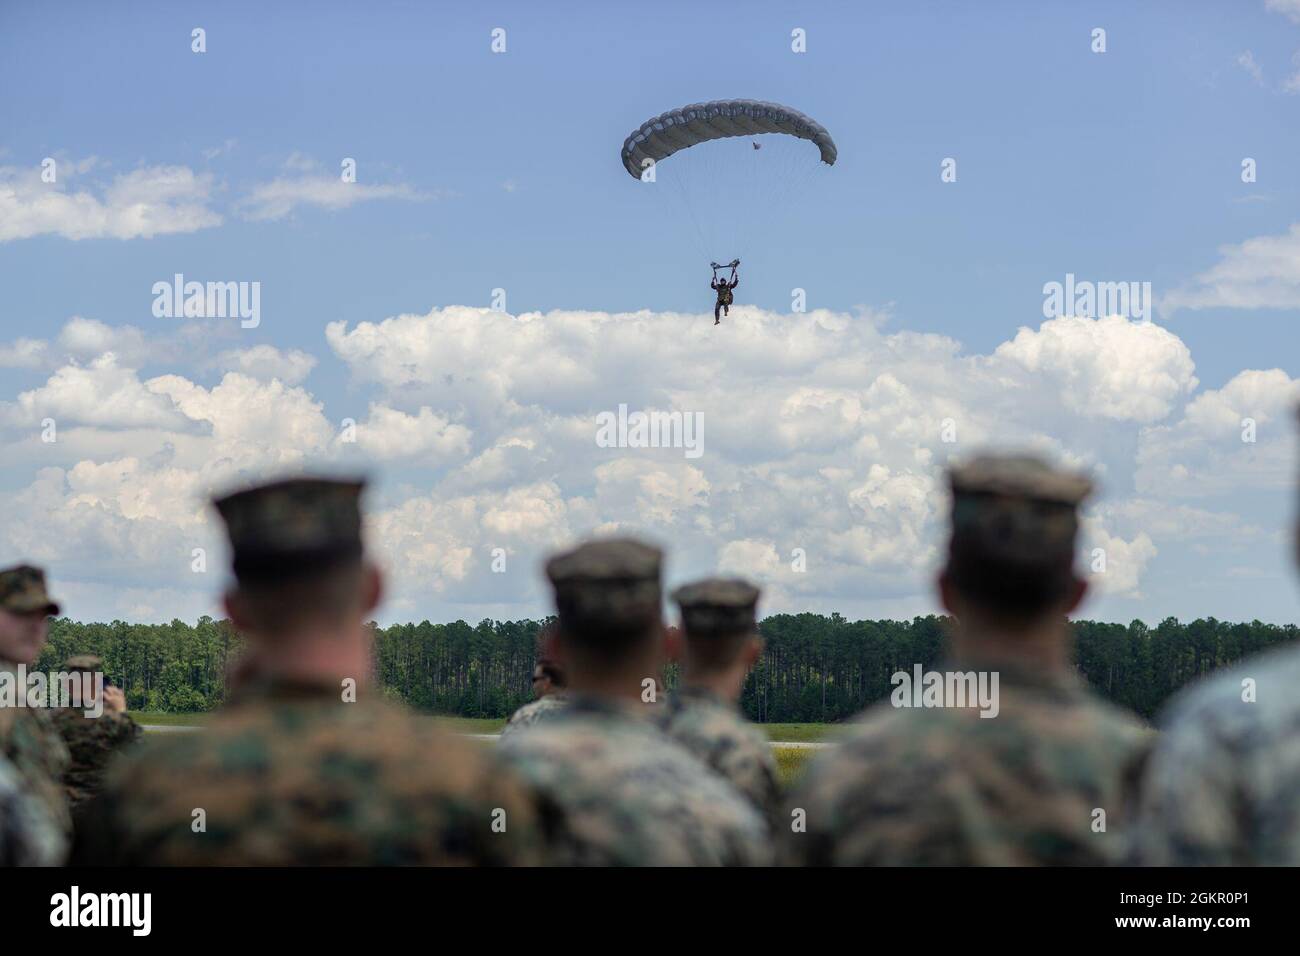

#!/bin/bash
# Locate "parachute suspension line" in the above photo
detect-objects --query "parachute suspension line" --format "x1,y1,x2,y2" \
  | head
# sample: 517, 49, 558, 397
763, 137, 813, 230
679, 141, 725, 265
706, 142, 740, 266
664, 162, 711, 262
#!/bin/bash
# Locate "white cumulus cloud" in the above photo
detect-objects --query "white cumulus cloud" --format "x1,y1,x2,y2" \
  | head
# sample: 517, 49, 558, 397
0, 163, 221, 241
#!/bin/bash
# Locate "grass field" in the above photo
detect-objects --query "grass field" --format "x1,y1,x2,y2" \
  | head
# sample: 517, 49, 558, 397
133, 710, 838, 758
431, 716, 506, 735
761, 723, 844, 743
128, 711, 205, 726
773, 746, 818, 787
131, 710, 824, 788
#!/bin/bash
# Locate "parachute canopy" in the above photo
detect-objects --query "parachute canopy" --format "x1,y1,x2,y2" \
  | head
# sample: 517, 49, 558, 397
621, 99, 837, 179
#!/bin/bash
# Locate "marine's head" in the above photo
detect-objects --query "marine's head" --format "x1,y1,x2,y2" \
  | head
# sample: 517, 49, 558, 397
544, 536, 664, 685
670, 576, 763, 686
0, 564, 59, 665
213, 476, 382, 644
532, 662, 563, 697
939, 453, 1092, 631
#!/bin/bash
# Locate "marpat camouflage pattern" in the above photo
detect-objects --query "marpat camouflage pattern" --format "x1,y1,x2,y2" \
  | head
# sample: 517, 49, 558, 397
1132, 643, 1300, 865
0, 658, 71, 848
52, 706, 141, 811
500, 692, 570, 740
657, 686, 781, 830
77, 676, 541, 866
0, 753, 66, 866
781, 662, 1151, 866
498, 694, 771, 865
52, 653, 143, 811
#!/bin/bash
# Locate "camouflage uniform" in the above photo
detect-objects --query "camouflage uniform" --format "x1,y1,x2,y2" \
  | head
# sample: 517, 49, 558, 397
77, 477, 541, 866
712, 275, 736, 323
500, 692, 571, 740
51, 655, 141, 811
1131, 406, 1300, 866
657, 687, 780, 831
781, 455, 1151, 866
0, 565, 72, 851
659, 578, 781, 829
496, 538, 770, 865
500, 694, 770, 865
1131, 644, 1300, 865
81, 675, 541, 865
782, 661, 1150, 865
0, 753, 65, 866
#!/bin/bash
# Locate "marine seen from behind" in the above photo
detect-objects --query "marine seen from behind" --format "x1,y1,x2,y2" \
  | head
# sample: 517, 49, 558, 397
75, 477, 540, 866
781, 454, 1152, 866
659, 577, 781, 830
1130, 404, 1300, 866
496, 537, 771, 865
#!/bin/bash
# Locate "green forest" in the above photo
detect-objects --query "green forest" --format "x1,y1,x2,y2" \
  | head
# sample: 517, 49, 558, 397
36, 614, 1298, 722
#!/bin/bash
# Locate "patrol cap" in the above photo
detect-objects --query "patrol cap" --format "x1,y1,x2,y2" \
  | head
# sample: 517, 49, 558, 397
0, 564, 61, 616
949, 455, 1093, 506
946, 454, 1092, 604
213, 477, 366, 583
671, 577, 760, 637
64, 655, 103, 672
545, 537, 663, 637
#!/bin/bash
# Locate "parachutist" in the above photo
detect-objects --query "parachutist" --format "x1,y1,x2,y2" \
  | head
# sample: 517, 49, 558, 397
710, 261, 739, 325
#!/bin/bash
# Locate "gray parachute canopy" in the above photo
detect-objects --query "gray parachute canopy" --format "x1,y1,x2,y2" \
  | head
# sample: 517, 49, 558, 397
620, 99, 837, 179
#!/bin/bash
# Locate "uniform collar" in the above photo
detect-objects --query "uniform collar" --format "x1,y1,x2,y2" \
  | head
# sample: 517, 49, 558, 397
672, 684, 736, 709
565, 692, 660, 721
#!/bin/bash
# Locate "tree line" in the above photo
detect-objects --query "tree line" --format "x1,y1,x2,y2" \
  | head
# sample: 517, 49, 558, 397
36, 614, 1298, 722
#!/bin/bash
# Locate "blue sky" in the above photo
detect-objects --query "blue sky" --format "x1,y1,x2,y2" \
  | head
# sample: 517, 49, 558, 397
1, 0, 1298, 626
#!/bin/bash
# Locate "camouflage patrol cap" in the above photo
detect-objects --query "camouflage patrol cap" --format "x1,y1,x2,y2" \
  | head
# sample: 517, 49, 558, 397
545, 537, 663, 635
213, 477, 366, 582
672, 577, 761, 637
0, 564, 60, 616
948, 454, 1092, 562
64, 655, 103, 672
946, 454, 1092, 606
949, 455, 1093, 506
